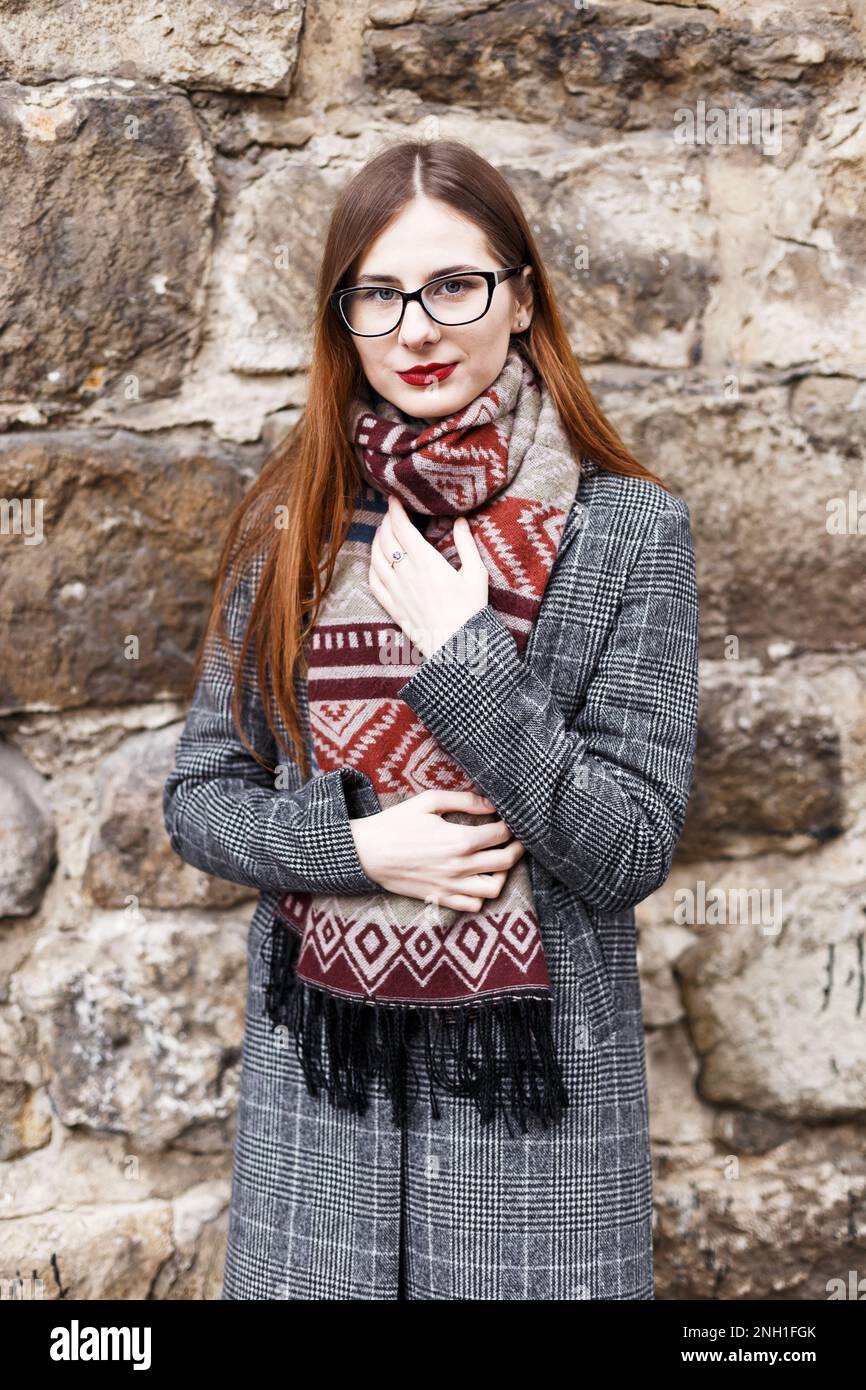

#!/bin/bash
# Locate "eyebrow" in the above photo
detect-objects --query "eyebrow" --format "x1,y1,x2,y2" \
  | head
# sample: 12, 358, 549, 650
352, 263, 483, 286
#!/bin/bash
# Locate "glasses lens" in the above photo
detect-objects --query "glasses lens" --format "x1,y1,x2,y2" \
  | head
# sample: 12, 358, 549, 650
339, 274, 490, 334
421, 274, 489, 324
341, 286, 403, 335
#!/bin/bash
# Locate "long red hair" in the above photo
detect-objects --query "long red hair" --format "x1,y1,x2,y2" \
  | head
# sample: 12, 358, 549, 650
186, 138, 669, 780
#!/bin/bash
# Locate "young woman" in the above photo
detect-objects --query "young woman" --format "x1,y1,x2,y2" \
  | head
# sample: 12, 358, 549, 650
163, 138, 700, 1301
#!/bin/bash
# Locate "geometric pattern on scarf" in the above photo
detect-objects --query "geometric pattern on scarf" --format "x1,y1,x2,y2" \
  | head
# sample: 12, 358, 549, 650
266, 345, 583, 1130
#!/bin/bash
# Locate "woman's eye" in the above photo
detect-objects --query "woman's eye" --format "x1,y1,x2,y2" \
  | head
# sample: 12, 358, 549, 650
434, 278, 468, 297
362, 287, 396, 302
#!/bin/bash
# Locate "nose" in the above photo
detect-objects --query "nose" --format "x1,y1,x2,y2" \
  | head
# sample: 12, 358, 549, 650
398, 298, 440, 349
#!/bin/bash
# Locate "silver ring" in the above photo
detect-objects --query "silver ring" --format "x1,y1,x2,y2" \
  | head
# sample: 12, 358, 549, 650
389, 548, 405, 568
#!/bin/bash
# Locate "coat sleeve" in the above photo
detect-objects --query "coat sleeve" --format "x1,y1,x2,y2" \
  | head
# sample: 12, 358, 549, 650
396, 498, 700, 914
162, 551, 384, 896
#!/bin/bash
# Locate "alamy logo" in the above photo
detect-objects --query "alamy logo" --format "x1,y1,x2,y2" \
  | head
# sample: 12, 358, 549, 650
0, 496, 44, 544
49, 1320, 152, 1370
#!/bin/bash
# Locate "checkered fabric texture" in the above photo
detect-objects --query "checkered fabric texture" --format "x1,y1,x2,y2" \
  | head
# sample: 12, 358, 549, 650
163, 457, 700, 1299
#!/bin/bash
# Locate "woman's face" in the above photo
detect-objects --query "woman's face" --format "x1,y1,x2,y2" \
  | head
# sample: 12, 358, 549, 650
345, 195, 533, 422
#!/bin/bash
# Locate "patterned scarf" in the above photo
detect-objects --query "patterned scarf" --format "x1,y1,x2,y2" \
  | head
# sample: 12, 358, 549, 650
263, 345, 582, 1134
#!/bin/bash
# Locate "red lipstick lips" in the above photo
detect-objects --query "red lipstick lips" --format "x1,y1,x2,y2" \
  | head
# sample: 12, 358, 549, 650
396, 362, 458, 385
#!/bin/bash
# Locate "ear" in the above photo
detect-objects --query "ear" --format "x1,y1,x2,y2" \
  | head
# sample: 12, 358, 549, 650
512, 266, 535, 332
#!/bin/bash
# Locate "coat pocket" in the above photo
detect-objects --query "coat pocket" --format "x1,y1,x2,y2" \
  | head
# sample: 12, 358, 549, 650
544, 877, 621, 1042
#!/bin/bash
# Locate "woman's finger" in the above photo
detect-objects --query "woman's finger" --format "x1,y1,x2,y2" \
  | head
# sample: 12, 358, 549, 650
386, 495, 418, 553
373, 510, 410, 583
369, 532, 394, 589
368, 564, 393, 617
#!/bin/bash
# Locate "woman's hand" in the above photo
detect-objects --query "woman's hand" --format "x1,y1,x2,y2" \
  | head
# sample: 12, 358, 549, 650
369, 495, 489, 658
349, 789, 526, 912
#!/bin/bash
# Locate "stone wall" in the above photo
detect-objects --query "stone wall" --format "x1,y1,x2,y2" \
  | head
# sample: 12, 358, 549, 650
1, 0, 865, 1300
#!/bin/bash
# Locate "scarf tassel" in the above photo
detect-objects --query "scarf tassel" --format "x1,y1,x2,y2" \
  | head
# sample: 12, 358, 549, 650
263, 918, 570, 1137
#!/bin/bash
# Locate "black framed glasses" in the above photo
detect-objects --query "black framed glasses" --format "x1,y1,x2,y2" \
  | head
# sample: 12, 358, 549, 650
329, 263, 530, 337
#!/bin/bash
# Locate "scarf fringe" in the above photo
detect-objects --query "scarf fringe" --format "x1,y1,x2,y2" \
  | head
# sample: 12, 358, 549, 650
263, 917, 570, 1137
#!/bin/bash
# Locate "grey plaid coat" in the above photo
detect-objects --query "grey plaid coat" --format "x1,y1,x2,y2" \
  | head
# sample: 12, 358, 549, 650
163, 457, 700, 1300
